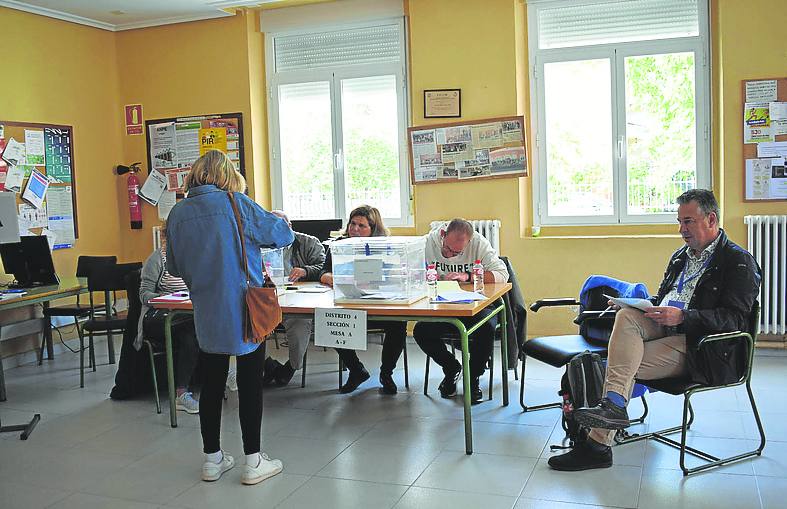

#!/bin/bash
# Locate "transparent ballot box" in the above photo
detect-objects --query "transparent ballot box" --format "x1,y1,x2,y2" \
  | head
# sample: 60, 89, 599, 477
261, 247, 287, 291
330, 236, 427, 304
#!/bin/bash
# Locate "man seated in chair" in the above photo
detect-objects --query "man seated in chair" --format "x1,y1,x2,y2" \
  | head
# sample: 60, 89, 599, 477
414, 218, 508, 404
549, 189, 760, 471
262, 210, 326, 386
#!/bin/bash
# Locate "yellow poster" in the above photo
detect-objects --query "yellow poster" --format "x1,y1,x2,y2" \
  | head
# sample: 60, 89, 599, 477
199, 127, 227, 155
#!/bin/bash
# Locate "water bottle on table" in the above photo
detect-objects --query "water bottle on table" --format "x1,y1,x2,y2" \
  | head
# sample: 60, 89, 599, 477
426, 263, 438, 300
472, 259, 484, 293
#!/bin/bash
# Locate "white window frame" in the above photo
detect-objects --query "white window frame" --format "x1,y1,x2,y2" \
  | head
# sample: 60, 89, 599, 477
528, 0, 711, 226
265, 18, 411, 226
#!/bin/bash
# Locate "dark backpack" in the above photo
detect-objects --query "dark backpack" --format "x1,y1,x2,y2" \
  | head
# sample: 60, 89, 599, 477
553, 351, 606, 450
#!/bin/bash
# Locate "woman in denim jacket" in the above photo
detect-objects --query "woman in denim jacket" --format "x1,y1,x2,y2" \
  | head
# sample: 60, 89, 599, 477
166, 150, 293, 486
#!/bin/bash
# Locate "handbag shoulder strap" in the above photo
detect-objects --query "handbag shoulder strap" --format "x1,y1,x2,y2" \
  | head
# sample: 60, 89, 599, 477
227, 192, 251, 284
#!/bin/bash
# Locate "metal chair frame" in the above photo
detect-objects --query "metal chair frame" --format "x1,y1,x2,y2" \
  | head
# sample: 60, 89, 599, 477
615, 314, 766, 476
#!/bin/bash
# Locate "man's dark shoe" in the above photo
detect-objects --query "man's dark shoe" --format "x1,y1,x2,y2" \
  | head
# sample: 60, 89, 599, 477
339, 365, 370, 394
262, 357, 282, 386
470, 377, 483, 404
274, 361, 296, 387
574, 397, 630, 430
379, 372, 397, 395
548, 439, 613, 471
438, 363, 461, 398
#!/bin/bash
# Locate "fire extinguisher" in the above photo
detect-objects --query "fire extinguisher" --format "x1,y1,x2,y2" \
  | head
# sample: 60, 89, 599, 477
115, 162, 143, 229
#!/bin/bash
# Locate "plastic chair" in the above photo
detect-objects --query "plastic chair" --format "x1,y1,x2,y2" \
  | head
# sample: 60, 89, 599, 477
80, 262, 142, 387
40, 255, 117, 365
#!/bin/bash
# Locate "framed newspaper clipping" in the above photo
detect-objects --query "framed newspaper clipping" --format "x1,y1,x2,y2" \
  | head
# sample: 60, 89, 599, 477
408, 115, 527, 185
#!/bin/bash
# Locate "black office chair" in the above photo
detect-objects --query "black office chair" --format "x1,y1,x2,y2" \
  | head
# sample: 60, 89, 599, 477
616, 302, 766, 476
519, 288, 649, 431
39, 255, 117, 365
80, 262, 142, 387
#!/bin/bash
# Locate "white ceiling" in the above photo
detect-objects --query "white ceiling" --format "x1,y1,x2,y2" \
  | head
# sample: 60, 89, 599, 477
0, 0, 285, 31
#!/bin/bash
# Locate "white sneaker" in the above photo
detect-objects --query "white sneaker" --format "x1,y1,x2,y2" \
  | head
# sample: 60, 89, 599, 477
202, 451, 235, 482
241, 453, 283, 485
226, 369, 238, 392
175, 392, 199, 414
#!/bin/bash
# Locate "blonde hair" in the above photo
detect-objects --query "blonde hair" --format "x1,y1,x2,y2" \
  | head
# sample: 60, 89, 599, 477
184, 150, 246, 193
345, 205, 388, 237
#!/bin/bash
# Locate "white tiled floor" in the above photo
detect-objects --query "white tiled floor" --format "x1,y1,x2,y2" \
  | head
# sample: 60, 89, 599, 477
1, 339, 785, 509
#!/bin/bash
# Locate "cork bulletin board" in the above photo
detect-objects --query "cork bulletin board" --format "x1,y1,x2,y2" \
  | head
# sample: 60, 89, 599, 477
742, 77, 787, 202
408, 115, 527, 185
0, 120, 78, 249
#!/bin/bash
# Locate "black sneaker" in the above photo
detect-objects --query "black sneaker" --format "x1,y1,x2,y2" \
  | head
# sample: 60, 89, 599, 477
548, 439, 613, 471
379, 372, 397, 395
574, 397, 630, 430
274, 361, 296, 387
339, 365, 370, 394
438, 364, 461, 398
262, 357, 282, 386
470, 377, 483, 404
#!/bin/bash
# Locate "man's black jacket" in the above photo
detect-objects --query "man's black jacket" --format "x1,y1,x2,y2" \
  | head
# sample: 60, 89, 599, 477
652, 229, 761, 351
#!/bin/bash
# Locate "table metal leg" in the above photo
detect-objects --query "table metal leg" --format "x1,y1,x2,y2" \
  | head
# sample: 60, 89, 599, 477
457, 322, 473, 454
165, 313, 177, 428
43, 302, 54, 361
0, 355, 6, 402
500, 305, 509, 407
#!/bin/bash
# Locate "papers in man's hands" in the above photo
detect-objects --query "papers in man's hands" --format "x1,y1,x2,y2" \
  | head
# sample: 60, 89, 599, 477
432, 289, 486, 303
603, 294, 653, 312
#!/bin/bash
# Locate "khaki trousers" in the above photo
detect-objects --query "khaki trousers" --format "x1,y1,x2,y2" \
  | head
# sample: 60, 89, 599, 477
588, 307, 688, 446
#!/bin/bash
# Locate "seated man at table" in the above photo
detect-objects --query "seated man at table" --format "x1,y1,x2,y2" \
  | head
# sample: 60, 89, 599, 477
548, 189, 760, 471
263, 210, 326, 386
414, 218, 508, 404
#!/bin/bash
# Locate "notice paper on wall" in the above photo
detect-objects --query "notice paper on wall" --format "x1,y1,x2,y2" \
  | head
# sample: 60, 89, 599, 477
1, 138, 25, 166
746, 80, 778, 102
139, 168, 167, 205
745, 158, 787, 200
22, 169, 50, 208
46, 185, 76, 248
24, 130, 45, 165
18, 202, 48, 232
744, 102, 773, 143
4, 164, 25, 193
157, 190, 176, 220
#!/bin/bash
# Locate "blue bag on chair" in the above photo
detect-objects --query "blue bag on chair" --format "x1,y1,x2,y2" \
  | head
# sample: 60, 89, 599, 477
578, 275, 651, 399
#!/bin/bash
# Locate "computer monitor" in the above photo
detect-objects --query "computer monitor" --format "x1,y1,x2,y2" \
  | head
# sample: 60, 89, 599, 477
290, 219, 343, 242
0, 235, 59, 288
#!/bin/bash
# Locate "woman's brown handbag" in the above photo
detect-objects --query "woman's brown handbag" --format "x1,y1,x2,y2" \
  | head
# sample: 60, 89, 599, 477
228, 192, 282, 343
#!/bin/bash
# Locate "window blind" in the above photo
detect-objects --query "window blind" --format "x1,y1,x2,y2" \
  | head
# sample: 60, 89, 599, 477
537, 0, 699, 49
274, 24, 401, 72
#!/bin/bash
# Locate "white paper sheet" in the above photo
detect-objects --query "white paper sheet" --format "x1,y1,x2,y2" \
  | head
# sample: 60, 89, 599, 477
157, 190, 176, 220
21, 169, 50, 208
24, 130, 45, 165
139, 169, 167, 205
46, 186, 76, 248
1, 138, 25, 166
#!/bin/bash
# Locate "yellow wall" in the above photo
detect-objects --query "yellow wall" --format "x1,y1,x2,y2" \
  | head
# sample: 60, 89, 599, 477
715, 0, 787, 242
114, 9, 268, 263
2, 0, 786, 359
0, 7, 124, 275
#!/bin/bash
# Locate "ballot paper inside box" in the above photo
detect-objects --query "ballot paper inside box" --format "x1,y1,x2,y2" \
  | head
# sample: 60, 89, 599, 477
330, 236, 426, 304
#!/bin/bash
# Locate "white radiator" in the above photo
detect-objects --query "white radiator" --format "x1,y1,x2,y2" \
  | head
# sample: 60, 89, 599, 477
745, 215, 787, 334
429, 219, 501, 255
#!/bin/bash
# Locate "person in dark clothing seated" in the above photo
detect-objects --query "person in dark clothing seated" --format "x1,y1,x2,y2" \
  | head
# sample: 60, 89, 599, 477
549, 189, 760, 471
